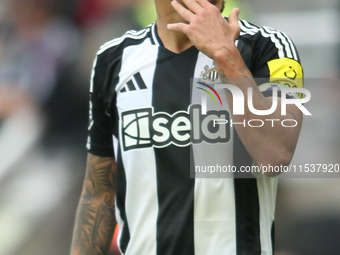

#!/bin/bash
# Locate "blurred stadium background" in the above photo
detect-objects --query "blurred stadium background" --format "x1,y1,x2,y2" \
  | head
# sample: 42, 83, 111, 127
0, 0, 339, 254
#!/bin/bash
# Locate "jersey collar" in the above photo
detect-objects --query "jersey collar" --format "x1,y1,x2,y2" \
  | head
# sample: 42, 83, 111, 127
151, 23, 163, 47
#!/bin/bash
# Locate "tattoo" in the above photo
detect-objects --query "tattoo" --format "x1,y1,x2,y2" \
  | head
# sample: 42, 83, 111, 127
235, 66, 275, 109
71, 154, 116, 255
218, 69, 227, 80
219, 70, 232, 95
225, 57, 241, 62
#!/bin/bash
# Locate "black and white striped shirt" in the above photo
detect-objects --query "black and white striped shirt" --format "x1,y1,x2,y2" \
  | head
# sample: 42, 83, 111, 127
87, 20, 303, 255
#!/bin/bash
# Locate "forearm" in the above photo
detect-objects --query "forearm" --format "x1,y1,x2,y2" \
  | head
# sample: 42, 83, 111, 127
71, 193, 116, 254
214, 48, 301, 169
70, 154, 116, 255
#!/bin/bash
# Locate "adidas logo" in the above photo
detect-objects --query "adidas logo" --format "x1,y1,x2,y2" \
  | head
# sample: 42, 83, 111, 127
120, 72, 147, 93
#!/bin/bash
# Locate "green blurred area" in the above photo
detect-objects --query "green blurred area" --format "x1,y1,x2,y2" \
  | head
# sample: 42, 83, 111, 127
133, 0, 253, 28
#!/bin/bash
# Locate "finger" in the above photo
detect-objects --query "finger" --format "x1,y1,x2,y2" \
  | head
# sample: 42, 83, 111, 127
228, 8, 240, 26
171, 0, 195, 22
181, 0, 204, 14
167, 22, 189, 34
228, 8, 241, 39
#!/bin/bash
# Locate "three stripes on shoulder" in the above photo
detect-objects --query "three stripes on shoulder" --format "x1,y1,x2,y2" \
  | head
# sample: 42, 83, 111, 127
238, 19, 298, 61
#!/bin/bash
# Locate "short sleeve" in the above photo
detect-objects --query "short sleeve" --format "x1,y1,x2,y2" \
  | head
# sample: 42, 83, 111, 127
243, 23, 304, 98
86, 52, 115, 157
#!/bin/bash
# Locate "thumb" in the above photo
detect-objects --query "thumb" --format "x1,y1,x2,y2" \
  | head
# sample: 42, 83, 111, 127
167, 23, 187, 34
228, 8, 241, 39
229, 8, 240, 24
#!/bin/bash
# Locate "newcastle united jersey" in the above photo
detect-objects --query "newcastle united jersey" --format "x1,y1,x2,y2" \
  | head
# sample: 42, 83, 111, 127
87, 20, 303, 255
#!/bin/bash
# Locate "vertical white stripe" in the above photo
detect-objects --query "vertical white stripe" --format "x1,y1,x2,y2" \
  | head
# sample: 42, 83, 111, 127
113, 135, 118, 160
87, 55, 98, 150
151, 23, 160, 46
192, 53, 237, 255
257, 177, 278, 255
194, 178, 237, 254
201, 93, 207, 115
88, 100, 94, 131
123, 147, 158, 255
89, 55, 98, 93
116, 38, 159, 255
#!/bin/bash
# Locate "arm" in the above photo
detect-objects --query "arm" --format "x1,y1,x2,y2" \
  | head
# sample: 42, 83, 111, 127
216, 57, 302, 174
70, 153, 117, 255
167, 0, 302, 175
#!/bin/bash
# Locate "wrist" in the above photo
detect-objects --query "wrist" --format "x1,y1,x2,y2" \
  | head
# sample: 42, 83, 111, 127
213, 44, 241, 65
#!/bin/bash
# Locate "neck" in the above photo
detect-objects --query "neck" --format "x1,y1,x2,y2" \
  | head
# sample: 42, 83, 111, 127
155, 0, 193, 53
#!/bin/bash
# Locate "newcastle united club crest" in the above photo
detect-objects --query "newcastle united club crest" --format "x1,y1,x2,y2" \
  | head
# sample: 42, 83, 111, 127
200, 63, 219, 82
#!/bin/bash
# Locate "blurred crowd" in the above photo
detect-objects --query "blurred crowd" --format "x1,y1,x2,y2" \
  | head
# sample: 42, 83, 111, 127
0, 0, 147, 254
0, 0, 339, 255
0, 0, 146, 151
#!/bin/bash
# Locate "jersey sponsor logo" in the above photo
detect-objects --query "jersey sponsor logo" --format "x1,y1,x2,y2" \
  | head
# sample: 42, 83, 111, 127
121, 105, 230, 151
120, 72, 148, 93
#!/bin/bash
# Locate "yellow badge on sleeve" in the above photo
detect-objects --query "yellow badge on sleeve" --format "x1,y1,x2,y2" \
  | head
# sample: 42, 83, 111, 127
267, 58, 304, 89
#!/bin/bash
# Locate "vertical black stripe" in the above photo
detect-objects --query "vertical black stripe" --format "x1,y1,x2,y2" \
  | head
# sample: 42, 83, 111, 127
152, 46, 198, 255
233, 131, 261, 255
134, 72, 147, 89
237, 39, 252, 72
115, 146, 130, 253
271, 221, 275, 254
126, 80, 136, 91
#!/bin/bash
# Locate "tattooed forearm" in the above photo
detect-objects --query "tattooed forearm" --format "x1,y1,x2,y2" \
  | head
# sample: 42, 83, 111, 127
219, 66, 269, 108
71, 154, 116, 255
214, 53, 302, 169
